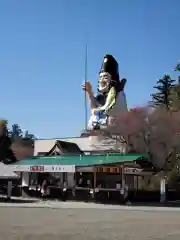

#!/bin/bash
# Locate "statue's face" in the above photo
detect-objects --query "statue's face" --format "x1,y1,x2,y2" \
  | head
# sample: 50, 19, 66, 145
98, 72, 111, 93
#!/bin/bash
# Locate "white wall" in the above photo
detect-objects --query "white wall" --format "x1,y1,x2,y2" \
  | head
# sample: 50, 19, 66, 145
34, 139, 56, 156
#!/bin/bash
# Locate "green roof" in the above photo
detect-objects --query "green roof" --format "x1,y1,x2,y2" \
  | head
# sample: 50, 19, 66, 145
12, 153, 148, 167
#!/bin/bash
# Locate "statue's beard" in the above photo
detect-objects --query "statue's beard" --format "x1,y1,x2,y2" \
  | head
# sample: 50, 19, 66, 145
99, 84, 109, 93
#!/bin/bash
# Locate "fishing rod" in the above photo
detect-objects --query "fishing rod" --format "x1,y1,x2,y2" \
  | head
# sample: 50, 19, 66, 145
84, 44, 88, 131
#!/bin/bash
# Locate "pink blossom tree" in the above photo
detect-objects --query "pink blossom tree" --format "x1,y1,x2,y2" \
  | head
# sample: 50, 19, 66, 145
106, 107, 180, 171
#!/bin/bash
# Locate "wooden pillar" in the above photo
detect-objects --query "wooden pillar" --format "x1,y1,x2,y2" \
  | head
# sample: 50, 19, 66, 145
90, 167, 97, 199
7, 180, 12, 199
136, 176, 138, 190
122, 165, 125, 188
121, 165, 125, 196
93, 167, 96, 189
72, 171, 76, 197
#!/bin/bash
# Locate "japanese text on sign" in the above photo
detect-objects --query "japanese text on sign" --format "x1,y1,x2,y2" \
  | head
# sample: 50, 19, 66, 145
30, 166, 44, 172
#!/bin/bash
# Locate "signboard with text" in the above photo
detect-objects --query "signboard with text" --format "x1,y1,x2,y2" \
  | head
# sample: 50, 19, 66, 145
9, 165, 75, 173
96, 166, 122, 173
30, 166, 44, 172
95, 166, 142, 174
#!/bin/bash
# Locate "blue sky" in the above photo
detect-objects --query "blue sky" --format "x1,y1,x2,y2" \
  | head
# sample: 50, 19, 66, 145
0, 0, 179, 138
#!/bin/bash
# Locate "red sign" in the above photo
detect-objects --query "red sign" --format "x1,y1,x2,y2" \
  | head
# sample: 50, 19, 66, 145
30, 166, 44, 172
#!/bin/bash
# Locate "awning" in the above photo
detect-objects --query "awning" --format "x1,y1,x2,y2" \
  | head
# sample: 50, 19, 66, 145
9, 153, 149, 173
0, 162, 19, 179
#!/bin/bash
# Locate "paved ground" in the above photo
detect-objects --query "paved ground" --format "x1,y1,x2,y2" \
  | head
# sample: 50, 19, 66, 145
1, 201, 180, 240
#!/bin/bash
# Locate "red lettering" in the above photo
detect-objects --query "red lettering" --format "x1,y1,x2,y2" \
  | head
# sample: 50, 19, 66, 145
30, 166, 44, 172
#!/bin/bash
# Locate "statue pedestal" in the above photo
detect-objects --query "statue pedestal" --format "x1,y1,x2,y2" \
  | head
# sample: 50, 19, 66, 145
81, 129, 127, 153
88, 135, 127, 153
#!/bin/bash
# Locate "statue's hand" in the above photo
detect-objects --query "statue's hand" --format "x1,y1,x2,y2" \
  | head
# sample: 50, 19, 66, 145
81, 81, 93, 95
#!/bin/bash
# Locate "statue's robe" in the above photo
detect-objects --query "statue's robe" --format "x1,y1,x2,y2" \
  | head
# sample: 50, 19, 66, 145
86, 90, 128, 153
88, 90, 128, 130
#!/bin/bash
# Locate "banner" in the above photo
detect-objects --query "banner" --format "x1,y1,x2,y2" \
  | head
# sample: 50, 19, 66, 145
9, 165, 75, 173
95, 166, 142, 174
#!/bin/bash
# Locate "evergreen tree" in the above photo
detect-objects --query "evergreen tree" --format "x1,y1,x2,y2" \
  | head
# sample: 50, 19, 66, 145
170, 65, 180, 111
23, 131, 36, 147
8, 124, 36, 145
175, 63, 180, 71
149, 74, 175, 110
24, 130, 36, 140
9, 124, 23, 141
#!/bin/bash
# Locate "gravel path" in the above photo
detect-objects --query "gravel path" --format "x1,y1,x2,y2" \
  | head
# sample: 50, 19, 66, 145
1, 202, 180, 240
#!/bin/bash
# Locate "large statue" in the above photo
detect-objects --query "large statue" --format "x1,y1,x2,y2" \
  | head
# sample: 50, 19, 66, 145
82, 54, 128, 131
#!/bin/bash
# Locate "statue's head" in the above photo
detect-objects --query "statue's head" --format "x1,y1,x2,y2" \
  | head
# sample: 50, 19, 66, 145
98, 54, 119, 93
98, 54, 127, 94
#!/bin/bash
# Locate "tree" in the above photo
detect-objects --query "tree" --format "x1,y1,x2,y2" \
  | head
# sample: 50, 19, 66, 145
9, 124, 23, 141
149, 75, 175, 110
0, 120, 17, 164
170, 84, 180, 111
24, 130, 36, 140
8, 125, 36, 142
104, 107, 180, 172
22, 131, 36, 148
175, 63, 180, 72
0, 119, 9, 137
169, 64, 180, 111
0, 121, 36, 163
11, 138, 34, 160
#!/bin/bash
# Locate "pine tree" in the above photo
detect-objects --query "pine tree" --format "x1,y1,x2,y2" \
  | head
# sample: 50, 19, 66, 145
175, 63, 180, 71
149, 75, 175, 110
8, 124, 23, 142
171, 64, 180, 110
